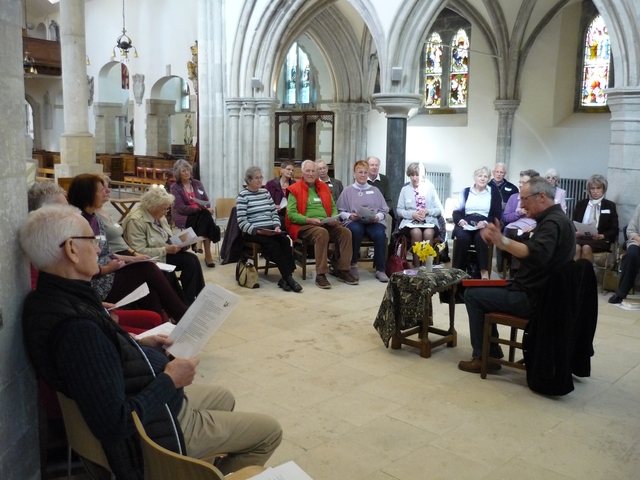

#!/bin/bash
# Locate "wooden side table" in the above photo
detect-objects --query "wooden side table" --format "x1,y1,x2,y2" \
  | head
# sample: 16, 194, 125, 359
373, 268, 469, 358
110, 198, 140, 222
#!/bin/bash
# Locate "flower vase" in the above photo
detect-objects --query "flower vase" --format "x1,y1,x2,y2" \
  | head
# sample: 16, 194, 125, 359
421, 256, 433, 273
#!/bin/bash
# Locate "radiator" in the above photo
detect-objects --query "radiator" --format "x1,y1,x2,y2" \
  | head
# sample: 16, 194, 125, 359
559, 178, 588, 217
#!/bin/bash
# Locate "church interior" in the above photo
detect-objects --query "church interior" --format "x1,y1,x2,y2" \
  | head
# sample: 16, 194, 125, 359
3, 0, 640, 478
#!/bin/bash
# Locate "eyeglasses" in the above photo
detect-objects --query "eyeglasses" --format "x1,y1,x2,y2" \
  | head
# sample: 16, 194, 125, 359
59, 235, 102, 248
520, 193, 540, 202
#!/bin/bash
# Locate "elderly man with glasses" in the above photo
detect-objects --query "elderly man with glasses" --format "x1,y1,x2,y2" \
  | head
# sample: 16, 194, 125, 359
458, 177, 576, 373
20, 205, 282, 479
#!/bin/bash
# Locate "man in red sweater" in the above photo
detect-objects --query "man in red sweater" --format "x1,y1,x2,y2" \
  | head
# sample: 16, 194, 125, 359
286, 160, 356, 289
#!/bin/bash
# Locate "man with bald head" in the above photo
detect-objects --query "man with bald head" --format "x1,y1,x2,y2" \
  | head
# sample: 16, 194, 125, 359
315, 160, 344, 203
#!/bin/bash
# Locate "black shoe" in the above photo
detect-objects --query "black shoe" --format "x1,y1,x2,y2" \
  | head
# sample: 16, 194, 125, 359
278, 278, 292, 292
205, 261, 215, 268
285, 275, 302, 293
191, 245, 203, 254
608, 294, 623, 304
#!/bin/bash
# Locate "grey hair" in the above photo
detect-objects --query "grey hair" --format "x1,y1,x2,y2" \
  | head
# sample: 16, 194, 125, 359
244, 166, 263, 185
367, 156, 381, 166
140, 185, 174, 212
525, 176, 556, 199
586, 174, 608, 194
19, 204, 85, 270
519, 169, 539, 178
493, 162, 507, 171
545, 168, 560, 180
301, 159, 315, 171
473, 166, 490, 179
27, 181, 66, 212
406, 162, 427, 179
315, 159, 327, 167
173, 159, 192, 180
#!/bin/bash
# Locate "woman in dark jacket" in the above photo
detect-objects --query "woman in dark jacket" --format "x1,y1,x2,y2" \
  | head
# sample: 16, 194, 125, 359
170, 159, 220, 267
572, 174, 618, 263
452, 166, 502, 279
265, 161, 295, 226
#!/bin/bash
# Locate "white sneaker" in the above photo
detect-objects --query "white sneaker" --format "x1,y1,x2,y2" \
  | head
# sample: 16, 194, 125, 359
350, 264, 359, 281
375, 271, 389, 283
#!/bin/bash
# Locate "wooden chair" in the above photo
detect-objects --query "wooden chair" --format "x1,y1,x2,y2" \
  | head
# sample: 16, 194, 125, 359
452, 238, 494, 278
242, 241, 278, 275
215, 198, 237, 235
56, 392, 113, 480
131, 411, 265, 480
292, 237, 338, 280
480, 313, 529, 378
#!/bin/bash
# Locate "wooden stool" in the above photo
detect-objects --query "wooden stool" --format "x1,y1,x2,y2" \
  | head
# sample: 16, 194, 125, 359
480, 312, 529, 378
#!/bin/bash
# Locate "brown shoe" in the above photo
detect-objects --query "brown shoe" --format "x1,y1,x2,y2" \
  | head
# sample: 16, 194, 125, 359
315, 274, 331, 289
337, 270, 358, 285
457, 358, 501, 374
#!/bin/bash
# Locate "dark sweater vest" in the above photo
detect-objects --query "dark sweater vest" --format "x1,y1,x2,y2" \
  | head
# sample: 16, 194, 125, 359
23, 272, 185, 480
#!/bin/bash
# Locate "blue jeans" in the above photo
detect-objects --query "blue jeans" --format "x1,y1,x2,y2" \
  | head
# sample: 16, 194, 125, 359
464, 287, 534, 359
346, 222, 387, 272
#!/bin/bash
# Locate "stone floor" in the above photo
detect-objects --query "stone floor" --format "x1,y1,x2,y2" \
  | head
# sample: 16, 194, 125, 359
188, 255, 640, 480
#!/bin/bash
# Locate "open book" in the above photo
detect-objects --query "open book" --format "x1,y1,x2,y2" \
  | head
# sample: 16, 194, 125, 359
170, 227, 206, 248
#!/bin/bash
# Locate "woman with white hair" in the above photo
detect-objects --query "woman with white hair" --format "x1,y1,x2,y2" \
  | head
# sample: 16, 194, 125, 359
396, 162, 443, 267
572, 174, 618, 263
544, 168, 567, 213
452, 166, 502, 279
170, 159, 220, 267
123, 186, 205, 304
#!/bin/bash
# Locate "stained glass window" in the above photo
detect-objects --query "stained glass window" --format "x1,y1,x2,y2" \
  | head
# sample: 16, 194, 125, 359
581, 15, 610, 107
449, 29, 469, 108
424, 33, 442, 108
420, 10, 471, 112
283, 42, 314, 106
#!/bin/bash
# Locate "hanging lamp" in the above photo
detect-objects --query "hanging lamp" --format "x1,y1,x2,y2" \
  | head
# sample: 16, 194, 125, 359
112, 0, 138, 60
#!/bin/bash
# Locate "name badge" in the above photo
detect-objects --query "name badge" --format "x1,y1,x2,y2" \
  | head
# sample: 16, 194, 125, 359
313, 197, 322, 202
601, 209, 610, 214
365, 190, 374, 195
505, 187, 513, 191
198, 189, 204, 195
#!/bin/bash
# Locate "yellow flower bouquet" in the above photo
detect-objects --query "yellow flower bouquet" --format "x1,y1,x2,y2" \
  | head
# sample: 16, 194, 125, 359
412, 240, 437, 263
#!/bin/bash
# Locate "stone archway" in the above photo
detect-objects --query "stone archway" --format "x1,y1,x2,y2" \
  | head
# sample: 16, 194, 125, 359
94, 61, 130, 153
147, 76, 191, 157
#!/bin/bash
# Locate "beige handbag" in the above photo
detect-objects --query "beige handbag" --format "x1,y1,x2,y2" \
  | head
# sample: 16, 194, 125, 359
236, 259, 260, 289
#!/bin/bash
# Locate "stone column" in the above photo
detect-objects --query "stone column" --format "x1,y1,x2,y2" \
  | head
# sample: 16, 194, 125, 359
241, 99, 256, 179
494, 99, 520, 169
225, 99, 242, 196
255, 98, 278, 181
328, 102, 370, 185
145, 100, 176, 156
56, 0, 100, 178
93, 103, 123, 153
198, 0, 226, 201
0, 1, 40, 477
606, 88, 640, 225
371, 93, 422, 206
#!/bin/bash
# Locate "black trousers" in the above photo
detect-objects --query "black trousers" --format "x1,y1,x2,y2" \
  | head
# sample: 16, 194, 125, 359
166, 251, 206, 304
243, 232, 296, 278
186, 209, 221, 243
453, 226, 490, 272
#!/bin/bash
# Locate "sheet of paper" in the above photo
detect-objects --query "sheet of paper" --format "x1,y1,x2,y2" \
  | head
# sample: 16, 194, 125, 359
463, 225, 478, 231
165, 284, 240, 359
155, 262, 176, 272
279, 197, 288, 209
192, 197, 210, 207
320, 215, 340, 224
135, 322, 176, 339
247, 461, 313, 480
169, 227, 206, 247
109, 283, 149, 310
573, 221, 598, 235
356, 206, 376, 221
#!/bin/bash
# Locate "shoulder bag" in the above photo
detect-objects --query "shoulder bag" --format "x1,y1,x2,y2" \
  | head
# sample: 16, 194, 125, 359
236, 259, 260, 289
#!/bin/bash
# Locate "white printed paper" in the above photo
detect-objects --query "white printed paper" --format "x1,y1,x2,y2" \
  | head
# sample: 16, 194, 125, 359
356, 206, 376, 221
169, 227, 206, 247
165, 284, 240, 359
320, 215, 340, 224
247, 461, 313, 480
109, 283, 149, 310
573, 221, 598, 235
155, 262, 176, 272
192, 197, 210, 207
279, 197, 288, 209
135, 322, 176, 339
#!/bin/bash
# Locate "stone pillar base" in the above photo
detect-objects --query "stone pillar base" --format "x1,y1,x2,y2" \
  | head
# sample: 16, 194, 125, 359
60, 132, 96, 166
55, 162, 103, 182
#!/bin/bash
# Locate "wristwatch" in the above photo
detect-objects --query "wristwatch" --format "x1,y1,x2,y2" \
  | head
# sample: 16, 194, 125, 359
501, 236, 511, 247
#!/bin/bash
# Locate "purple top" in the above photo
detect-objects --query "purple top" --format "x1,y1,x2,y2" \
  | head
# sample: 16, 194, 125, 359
170, 178, 210, 228
336, 183, 389, 228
